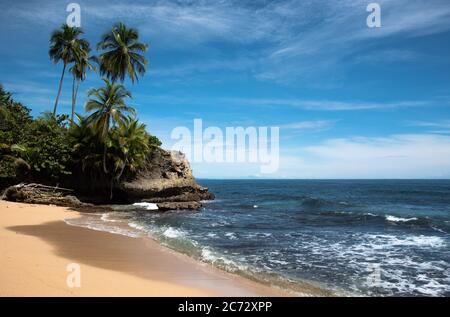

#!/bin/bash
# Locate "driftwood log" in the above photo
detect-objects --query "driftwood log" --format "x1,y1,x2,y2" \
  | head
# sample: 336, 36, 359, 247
1, 183, 87, 207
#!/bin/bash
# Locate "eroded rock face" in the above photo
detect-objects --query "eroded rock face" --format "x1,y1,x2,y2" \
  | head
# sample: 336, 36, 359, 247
119, 148, 214, 206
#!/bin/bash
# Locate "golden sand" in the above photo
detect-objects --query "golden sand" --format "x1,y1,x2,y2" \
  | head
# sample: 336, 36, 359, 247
0, 200, 290, 296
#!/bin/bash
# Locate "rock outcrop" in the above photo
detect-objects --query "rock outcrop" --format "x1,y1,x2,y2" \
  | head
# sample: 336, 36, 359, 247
1, 148, 214, 211
119, 148, 214, 208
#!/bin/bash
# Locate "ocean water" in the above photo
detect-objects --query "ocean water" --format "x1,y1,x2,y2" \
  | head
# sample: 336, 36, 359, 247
66, 180, 450, 296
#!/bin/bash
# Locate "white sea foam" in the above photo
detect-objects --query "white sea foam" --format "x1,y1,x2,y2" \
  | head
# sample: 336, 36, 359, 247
200, 247, 248, 272
128, 222, 147, 232
268, 259, 289, 265
64, 217, 143, 238
132, 202, 159, 210
100, 213, 120, 222
201, 199, 223, 204
367, 234, 445, 248
225, 232, 237, 240
201, 247, 217, 262
385, 215, 418, 223
162, 227, 185, 239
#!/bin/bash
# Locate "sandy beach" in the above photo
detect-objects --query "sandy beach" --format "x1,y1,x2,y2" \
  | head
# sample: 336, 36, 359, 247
0, 200, 295, 297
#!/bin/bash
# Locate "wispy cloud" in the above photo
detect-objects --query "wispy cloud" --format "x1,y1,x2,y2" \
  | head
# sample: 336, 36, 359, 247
409, 119, 450, 129
408, 119, 450, 135
353, 49, 422, 64
228, 98, 433, 111
3, 0, 450, 84
131, 92, 444, 112
3, 81, 55, 96
149, 57, 254, 78
280, 120, 337, 131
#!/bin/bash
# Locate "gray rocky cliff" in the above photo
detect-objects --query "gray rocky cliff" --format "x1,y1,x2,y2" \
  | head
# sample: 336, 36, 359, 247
119, 148, 214, 206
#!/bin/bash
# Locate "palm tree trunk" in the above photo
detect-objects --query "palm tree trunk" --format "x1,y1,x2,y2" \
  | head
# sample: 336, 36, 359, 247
71, 75, 75, 123
103, 144, 109, 174
116, 159, 127, 182
109, 176, 114, 200
53, 62, 66, 116
74, 79, 80, 110
102, 119, 110, 174
71, 78, 80, 124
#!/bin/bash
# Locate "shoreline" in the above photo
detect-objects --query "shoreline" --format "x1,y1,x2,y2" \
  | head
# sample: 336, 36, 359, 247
0, 200, 317, 296
66, 210, 334, 296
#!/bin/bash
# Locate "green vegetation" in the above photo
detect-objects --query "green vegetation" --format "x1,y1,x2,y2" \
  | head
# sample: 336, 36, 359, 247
0, 85, 33, 182
0, 23, 160, 199
85, 78, 136, 174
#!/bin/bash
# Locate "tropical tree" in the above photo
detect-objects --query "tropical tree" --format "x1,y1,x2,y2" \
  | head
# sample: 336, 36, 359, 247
85, 78, 136, 173
110, 116, 150, 181
0, 87, 32, 145
70, 47, 96, 122
49, 24, 88, 115
69, 114, 105, 186
0, 84, 12, 122
0, 87, 32, 183
16, 113, 73, 181
0, 84, 12, 106
97, 22, 149, 83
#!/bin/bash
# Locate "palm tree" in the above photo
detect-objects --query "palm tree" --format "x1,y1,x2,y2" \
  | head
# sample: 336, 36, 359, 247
97, 22, 149, 83
110, 116, 149, 181
49, 24, 88, 116
85, 78, 136, 173
70, 114, 103, 173
70, 47, 96, 122
105, 117, 149, 199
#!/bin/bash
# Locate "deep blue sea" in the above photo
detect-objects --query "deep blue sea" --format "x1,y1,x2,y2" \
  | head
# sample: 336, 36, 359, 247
67, 180, 450, 296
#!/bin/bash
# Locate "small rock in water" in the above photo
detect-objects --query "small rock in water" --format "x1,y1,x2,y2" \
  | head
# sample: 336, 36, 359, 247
157, 201, 201, 211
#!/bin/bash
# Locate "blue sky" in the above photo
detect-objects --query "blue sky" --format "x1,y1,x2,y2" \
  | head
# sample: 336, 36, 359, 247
1, 0, 450, 178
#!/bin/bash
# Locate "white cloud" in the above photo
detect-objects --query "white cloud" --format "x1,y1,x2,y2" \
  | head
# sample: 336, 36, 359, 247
280, 120, 336, 131
288, 134, 450, 178
176, 133, 450, 179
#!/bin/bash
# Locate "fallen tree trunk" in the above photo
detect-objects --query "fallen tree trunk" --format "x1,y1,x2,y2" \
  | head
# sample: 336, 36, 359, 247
1, 183, 86, 207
